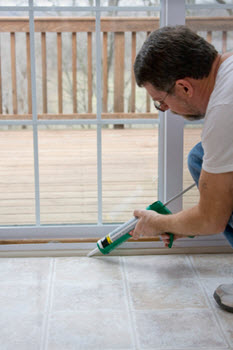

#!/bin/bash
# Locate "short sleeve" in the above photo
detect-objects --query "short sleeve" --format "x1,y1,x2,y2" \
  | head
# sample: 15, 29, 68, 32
202, 104, 233, 173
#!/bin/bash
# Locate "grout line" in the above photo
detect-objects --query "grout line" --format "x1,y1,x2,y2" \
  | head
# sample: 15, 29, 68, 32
200, 283, 232, 349
186, 254, 201, 279
40, 258, 56, 350
120, 256, 139, 350
187, 255, 231, 349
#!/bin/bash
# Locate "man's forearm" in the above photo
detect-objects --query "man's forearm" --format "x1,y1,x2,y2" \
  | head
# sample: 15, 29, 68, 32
157, 204, 223, 237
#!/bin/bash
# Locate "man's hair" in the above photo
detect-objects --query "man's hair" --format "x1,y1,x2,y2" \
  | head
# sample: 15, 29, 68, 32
134, 25, 218, 92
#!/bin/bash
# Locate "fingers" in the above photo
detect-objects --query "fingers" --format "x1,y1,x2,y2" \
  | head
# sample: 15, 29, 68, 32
131, 228, 140, 240
133, 209, 145, 218
132, 210, 146, 240
160, 233, 171, 247
160, 233, 180, 247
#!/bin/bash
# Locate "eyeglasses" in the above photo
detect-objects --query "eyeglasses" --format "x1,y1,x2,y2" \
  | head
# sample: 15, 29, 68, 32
153, 92, 169, 112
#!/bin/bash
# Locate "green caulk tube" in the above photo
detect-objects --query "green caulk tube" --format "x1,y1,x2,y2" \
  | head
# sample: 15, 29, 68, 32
87, 183, 195, 257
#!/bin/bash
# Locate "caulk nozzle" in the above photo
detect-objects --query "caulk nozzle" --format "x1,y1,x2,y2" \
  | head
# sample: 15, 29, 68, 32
87, 247, 99, 257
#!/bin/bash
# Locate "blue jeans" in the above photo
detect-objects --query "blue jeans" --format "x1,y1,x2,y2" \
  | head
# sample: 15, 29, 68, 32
187, 142, 233, 248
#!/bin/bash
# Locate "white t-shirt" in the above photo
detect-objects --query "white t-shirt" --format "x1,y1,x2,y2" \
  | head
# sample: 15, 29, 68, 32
202, 55, 233, 174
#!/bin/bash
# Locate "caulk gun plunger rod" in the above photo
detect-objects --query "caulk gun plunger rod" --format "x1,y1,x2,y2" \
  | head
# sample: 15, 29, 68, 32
164, 183, 196, 207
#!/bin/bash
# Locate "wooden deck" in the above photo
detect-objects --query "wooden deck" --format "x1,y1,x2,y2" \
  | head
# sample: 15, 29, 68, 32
0, 127, 201, 226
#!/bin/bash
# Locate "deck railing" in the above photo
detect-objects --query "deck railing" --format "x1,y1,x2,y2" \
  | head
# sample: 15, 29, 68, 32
0, 16, 233, 120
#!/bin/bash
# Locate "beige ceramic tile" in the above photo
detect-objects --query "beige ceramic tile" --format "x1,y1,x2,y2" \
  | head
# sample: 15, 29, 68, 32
200, 278, 233, 347
124, 255, 196, 282
0, 257, 51, 282
200, 277, 231, 304
47, 311, 134, 350
0, 312, 43, 350
52, 280, 127, 312
214, 309, 233, 347
190, 254, 233, 278
134, 309, 227, 349
55, 256, 122, 283
129, 278, 208, 310
0, 281, 48, 315
0, 255, 232, 350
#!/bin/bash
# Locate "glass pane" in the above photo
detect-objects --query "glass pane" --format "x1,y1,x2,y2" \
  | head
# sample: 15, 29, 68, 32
0, 1, 28, 5
186, 5, 233, 18
100, 0, 160, 6
102, 124, 158, 223
186, 0, 233, 4
38, 125, 98, 225
0, 127, 35, 225
183, 125, 202, 210
186, 5, 233, 53
0, 11, 30, 120
34, 10, 96, 120
35, 0, 93, 5
101, 10, 160, 121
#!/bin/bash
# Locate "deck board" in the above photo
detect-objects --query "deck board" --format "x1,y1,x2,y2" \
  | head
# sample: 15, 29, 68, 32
0, 127, 201, 225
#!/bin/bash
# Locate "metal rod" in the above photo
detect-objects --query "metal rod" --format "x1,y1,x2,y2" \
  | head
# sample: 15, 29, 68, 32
29, 0, 41, 226
96, 0, 103, 226
164, 183, 196, 207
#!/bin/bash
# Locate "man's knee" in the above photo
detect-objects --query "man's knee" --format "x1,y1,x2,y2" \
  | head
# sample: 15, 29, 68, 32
187, 142, 204, 183
187, 149, 196, 174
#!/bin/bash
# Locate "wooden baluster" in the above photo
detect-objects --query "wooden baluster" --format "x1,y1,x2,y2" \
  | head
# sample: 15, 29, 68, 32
26, 32, 32, 114
57, 32, 62, 114
10, 32, 17, 114
131, 32, 136, 113
146, 32, 151, 113
102, 32, 108, 113
41, 32, 47, 114
146, 93, 150, 112
72, 32, 77, 113
0, 41, 2, 114
87, 32, 92, 114
222, 31, 227, 53
114, 32, 125, 128
207, 31, 212, 43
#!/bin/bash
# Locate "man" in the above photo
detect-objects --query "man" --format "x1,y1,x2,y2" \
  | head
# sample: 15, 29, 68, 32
132, 25, 233, 313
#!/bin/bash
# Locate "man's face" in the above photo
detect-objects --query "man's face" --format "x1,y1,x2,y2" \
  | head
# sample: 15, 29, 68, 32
144, 82, 205, 121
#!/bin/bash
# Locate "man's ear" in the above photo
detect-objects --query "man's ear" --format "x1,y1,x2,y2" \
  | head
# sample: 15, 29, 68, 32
175, 79, 194, 97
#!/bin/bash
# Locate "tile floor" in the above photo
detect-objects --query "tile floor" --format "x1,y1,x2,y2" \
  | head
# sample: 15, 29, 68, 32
0, 253, 233, 350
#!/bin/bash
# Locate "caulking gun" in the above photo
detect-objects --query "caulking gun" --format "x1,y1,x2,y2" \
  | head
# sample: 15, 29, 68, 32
87, 183, 196, 257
